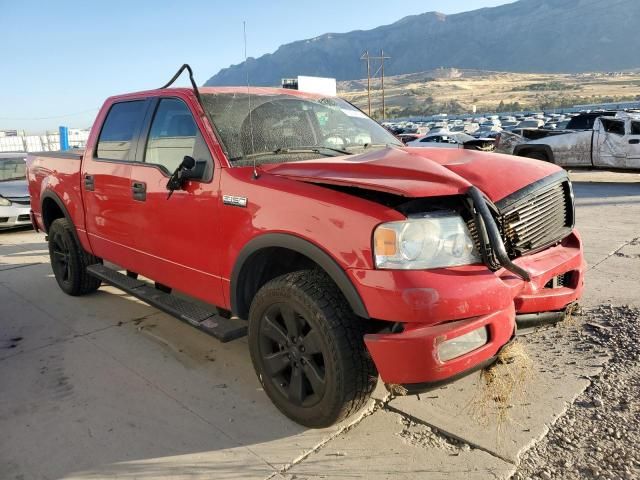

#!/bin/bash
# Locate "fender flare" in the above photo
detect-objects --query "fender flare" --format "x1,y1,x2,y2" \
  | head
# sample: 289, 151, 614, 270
513, 144, 555, 163
40, 190, 80, 243
230, 233, 370, 319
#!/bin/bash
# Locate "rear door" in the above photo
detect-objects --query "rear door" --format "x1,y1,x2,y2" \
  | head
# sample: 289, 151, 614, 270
126, 95, 224, 306
82, 99, 149, 265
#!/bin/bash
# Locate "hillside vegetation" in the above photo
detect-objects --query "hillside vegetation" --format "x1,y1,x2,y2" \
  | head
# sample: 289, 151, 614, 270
338, 69, 640, 118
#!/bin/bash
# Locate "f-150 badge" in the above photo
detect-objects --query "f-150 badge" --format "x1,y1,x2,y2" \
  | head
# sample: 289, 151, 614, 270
223, 195, 248, 207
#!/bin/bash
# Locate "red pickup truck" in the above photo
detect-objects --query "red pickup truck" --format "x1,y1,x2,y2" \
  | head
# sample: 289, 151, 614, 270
27, 68, 585, 427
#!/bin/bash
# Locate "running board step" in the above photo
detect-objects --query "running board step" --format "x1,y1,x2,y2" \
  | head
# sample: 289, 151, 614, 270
87, 264, 247, 342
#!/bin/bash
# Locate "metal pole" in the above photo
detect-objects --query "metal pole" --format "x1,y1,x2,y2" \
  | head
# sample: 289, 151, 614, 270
361, 51, 371, 116
366, 53, 371, 117
59, 126, 69, 151
380, 49, 386, 122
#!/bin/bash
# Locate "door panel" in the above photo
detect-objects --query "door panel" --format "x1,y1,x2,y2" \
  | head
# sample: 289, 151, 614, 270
594, 118, 627, 168
82, 100, 147, 265
626, 120, 640, 168
127, 97, 224, 307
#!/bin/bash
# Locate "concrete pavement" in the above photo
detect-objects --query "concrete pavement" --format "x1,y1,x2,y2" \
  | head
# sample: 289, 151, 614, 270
1, 171, 638, 479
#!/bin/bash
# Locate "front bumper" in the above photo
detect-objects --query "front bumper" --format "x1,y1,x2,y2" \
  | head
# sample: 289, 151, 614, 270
0, 204, 32, 229
352, 230, 585, 388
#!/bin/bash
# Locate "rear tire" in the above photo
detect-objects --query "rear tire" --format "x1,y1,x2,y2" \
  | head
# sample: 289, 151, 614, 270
248, 269, 377, 428
48, 218, 102, 296
524, 151, 549, 162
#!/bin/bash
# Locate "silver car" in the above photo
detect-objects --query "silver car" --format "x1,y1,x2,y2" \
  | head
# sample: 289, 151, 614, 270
0, 153, 31, 230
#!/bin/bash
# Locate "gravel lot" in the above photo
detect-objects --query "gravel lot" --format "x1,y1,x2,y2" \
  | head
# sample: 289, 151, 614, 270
515, 305, 640, 480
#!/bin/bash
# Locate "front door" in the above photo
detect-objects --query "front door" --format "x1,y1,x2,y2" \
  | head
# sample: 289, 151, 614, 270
127, 96, 224, 307
594, 117, 628, 168
626, 119, 640, 169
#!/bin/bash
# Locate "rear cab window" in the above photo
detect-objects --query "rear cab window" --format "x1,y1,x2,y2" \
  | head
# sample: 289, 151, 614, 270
96, 101, 147, 161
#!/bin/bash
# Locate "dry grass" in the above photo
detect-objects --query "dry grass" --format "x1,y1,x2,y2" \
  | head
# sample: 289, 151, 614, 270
386, 383, 409, 397
339, 69, 640, 114
469, 340, 535, 438
562, 302, 582, 328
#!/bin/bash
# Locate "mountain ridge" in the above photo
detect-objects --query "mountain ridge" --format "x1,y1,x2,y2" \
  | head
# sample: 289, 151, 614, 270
205, 0, 640, 87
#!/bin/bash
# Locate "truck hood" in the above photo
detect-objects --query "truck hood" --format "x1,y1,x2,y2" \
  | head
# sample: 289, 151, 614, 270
262, 146, 561, 203
0, 179, 29, 199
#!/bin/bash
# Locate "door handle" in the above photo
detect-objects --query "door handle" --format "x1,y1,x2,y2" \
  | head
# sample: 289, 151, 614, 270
629, 139, 639, 144
131, 181, 146, 201
84, 175, 95, 191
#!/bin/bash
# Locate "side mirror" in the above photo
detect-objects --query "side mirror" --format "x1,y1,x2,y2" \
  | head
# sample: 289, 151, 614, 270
166, 155, 196, 198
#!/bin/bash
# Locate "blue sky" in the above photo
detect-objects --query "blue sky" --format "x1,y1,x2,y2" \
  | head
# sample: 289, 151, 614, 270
1, 0, 512, 133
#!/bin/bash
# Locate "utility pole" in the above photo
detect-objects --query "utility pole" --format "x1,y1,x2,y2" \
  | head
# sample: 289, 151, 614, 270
379, 49, 390, 122
360, 51, 372, 116
360, 50, 391, 120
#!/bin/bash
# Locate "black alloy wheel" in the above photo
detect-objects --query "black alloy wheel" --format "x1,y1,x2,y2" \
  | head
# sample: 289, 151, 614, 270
259, 302, 327, 407
248, 269, 377, 428
47, 218, 102, 296
51, 232, 72, 284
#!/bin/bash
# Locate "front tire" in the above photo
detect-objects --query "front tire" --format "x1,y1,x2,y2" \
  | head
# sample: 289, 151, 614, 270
248, 269, 377, 428
48, 218, 102, 296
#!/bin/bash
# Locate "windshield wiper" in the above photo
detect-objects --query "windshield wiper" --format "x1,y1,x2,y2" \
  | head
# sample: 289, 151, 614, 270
236, 146, 352, 161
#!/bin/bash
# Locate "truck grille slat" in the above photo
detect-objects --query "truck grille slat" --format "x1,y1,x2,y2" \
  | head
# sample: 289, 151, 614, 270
507, 202, 566, 229
506, 192, 566, 222
507, 189, 565, 217
507, 209, 567, 241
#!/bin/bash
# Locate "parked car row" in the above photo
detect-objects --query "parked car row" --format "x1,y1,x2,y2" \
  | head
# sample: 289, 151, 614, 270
382, 110, 624, 142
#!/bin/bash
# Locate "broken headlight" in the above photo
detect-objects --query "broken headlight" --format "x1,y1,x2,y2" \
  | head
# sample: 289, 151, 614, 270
373, 211, 480, 269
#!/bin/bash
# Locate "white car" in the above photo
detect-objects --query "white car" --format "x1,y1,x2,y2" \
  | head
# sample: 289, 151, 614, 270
0, 153, 31, 230
406, 132, 495, 151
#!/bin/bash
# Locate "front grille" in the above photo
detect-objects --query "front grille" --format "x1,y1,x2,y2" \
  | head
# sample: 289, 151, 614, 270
0, 217, 8, 223
17, 214, 31, 221
468, 173, 574, 262
500, 179, 573, 256
544, 271, 574, 289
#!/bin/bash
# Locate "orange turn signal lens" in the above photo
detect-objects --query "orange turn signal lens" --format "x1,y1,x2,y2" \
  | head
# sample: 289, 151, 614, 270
374, 227, 398, 256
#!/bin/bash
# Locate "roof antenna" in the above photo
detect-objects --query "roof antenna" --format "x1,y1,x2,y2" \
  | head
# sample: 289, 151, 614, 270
244, 21, 258, 179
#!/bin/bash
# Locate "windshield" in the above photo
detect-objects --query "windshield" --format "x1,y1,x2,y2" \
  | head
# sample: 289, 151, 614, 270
0, 157, 27, 182
201, 93, 402, 166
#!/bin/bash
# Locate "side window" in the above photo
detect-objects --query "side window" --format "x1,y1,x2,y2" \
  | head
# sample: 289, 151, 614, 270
601, 118, 625, 136
631, 121, 640, 135
96, 101, 146, 160
144, 98, 212, 175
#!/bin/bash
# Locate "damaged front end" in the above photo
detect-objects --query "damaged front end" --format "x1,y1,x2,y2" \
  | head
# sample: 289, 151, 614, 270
348, 173, 582, 392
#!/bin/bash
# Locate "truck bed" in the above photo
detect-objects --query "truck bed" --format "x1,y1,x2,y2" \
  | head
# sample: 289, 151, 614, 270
26, 150, 88, 246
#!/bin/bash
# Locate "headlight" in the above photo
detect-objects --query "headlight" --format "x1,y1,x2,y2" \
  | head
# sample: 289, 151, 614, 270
374, 211, 480, 269
0, 196, 11, 206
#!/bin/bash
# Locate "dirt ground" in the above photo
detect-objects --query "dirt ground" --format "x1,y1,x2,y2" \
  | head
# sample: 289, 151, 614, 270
1, 170, 639, 479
